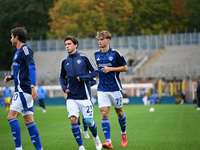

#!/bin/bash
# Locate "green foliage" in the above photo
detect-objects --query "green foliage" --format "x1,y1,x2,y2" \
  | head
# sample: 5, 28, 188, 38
48, 0, 134, 38
48, 0, 197, 38
186, 0, 200, 31
0, 0, 54, 70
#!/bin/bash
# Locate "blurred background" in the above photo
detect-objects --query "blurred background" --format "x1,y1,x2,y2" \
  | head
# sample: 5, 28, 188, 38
0, 0, 200, 106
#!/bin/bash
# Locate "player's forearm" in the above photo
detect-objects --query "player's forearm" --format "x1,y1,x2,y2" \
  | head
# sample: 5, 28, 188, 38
79, 70, 99, 82
109, 65, 128, 72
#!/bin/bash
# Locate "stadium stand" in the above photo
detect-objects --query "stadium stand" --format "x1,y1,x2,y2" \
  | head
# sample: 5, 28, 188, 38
137, 45, 200, 79
34, 48, 155, 84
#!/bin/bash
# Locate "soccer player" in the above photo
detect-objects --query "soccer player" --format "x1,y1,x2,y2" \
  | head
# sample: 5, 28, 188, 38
3, 84, 12, 111
94, 30, 128, 149
4, 27, 43, 150
59, 36, 102, 150
37, 83, 46, 113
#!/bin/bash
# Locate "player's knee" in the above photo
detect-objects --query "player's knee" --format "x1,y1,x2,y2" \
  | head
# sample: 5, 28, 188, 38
7, 114, 15, 121
7, 115, 11, 121
116, 111, 124, 117
101, 111, 109, 119
70, 116, 78, 124
84, 118, 94, 127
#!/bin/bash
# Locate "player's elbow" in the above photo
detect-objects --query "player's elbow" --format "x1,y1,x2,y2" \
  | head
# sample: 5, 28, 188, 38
123, 65, 128, 72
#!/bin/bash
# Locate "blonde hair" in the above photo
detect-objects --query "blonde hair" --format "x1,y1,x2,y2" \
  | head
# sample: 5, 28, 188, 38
96, 30, 112, 39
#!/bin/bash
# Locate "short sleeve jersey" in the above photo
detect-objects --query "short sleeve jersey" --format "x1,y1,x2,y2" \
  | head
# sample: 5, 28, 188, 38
94, 48, 127, 92
37, 87, 46, 99
3, 87, 12, 98
12, 44, 35, 94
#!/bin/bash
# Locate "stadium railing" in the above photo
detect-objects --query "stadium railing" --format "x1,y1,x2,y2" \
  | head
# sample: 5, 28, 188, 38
26, 32, 200, 51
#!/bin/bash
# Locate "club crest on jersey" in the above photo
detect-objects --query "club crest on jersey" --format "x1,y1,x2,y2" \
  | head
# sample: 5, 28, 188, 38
97, 57, 100, 61
109, 56, 113, 61
77, 59, 81, 64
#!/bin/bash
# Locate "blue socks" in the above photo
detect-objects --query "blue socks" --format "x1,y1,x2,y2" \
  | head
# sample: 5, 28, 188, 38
26, 122, 42, 150
101, 119, 111, 141
9, 119, 42, 150
89, 121, 97, 137
118, 113, 126, 133
71, 123, 83, 146
8, 118, 22, 149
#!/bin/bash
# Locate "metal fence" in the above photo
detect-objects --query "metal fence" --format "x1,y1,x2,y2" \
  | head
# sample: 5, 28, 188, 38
27, 32, 200, 51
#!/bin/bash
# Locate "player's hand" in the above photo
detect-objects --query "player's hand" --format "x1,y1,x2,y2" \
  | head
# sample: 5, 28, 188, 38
31, 87, 39, 102
77, 77, 80, 81
101, 66, 111, 73
65, 89, 70, 94
4, 76, 12, 83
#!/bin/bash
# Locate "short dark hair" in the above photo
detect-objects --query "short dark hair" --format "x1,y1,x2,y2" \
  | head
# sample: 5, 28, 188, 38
11, 27, 27, 43
64, 36, 79, 48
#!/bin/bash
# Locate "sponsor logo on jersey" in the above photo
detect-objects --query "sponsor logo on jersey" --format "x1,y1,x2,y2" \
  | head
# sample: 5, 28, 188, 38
98, 63, 112, 67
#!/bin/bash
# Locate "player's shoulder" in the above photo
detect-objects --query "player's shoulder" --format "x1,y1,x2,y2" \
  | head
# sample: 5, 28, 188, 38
94, 49, 101, 55
21, 45, 32, 55
110, 48, 123, 56
61, 56, 68, 64
79, 52, 88, 58
79, 52, 94, 62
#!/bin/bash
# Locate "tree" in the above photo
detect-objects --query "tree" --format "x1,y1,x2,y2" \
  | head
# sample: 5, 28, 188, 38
48, 0, 133, 38
169, 0, 191, 32
129, 0, 171, 35
0, 0, 53, 70
186, 0, 200, 31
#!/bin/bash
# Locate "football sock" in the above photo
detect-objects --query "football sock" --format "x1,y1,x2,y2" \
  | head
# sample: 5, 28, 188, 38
26, 122, 42, 150
89, 121, 97, 137
82, 117, 88, 131
101, 119, 111, 141
6, 106, 9, 111
71, 123, 83, 146
8, 118, 22, 149
118, 113, 126, 134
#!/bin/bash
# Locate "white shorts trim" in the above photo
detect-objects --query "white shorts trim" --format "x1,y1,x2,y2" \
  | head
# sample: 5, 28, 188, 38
97, 91, 123, 108
66, 99, 94, 119
10, 92, 34, 116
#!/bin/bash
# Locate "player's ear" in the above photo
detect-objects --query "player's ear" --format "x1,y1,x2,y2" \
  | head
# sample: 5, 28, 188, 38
107, 39, 110, 44
15, 35, 19, 40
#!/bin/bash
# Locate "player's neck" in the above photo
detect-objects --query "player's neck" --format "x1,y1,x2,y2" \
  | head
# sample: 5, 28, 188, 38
16, 42, 25, 50
101, 45, 109, 53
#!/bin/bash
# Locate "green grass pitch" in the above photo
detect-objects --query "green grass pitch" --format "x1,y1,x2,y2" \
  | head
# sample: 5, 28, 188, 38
0, 104, 200, 150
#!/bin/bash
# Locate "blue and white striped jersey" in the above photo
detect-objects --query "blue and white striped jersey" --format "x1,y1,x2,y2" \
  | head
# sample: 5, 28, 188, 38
12, 44, 36, 94
94, 48, 127, 92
